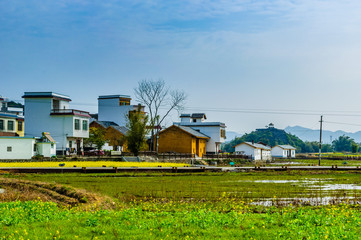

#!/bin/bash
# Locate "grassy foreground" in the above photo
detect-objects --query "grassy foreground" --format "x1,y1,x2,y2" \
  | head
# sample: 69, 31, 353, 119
0, 200, 360, 239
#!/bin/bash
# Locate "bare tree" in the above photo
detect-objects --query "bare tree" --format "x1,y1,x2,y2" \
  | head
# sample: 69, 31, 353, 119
134, 79, 187, 151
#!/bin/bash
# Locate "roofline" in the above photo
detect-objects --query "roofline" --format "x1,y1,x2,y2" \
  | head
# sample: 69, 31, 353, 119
159, 125, 210, 139
234, 142, 271, 150
22, 92, 71, 102
98, 95, 131, 100
177, 123, 226, 128
272, 145, 296, 150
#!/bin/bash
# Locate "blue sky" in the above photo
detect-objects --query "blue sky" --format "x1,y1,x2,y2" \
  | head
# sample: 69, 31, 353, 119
2, 0, 361, 134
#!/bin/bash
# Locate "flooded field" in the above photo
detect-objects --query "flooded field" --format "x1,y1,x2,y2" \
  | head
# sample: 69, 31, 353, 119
9, 170, 361, 206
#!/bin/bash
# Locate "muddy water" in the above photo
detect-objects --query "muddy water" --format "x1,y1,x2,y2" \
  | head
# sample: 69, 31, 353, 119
227, 179, 361, 205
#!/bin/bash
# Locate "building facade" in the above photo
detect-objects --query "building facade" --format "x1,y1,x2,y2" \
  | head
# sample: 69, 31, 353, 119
98, 95, 144, 127
158, 125, 209, 157
0, 113, 24, 137
174, 113, 226, 154
23, 92, 90, 154
234, 142, 271, 161
271, 145, 296, 158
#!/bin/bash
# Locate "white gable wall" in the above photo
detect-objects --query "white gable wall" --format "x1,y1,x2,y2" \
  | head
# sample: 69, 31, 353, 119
271, 146, 296, 158
0, 137, 36, 159
24, 98, 89, 151
186, 125, 225, 153
235, 144, 261, 160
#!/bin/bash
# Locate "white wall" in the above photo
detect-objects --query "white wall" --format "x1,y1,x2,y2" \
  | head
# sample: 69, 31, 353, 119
0, 137, 35, 159
271, 146, 284, 157
98, 98, 132, 126
235, 144, 259, 160
37, 142, 56, 157
271, 147, 296, 158
177, 124, 226, 153
25, 98, 89, 151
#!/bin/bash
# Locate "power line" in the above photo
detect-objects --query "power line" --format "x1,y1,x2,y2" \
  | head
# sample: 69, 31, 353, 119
323, 121, 361, 127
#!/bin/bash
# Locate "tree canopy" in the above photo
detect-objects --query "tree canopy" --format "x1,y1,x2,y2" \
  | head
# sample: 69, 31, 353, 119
126, 105, 149, 156
332, 135, 358, 152
222, 127, 305, 153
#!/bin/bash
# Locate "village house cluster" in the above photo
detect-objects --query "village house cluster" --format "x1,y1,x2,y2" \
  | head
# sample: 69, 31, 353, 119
0, 91, 296, 160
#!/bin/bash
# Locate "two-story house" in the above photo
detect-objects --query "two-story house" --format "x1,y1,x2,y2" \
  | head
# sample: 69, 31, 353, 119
0, 96, 24, 137
0, 113, 24, 137
23, 92, 90, 154
173, 113, 226, 154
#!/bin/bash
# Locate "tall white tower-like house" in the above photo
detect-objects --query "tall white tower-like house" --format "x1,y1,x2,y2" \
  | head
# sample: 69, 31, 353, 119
23, 92, 90, 154
98, 95, 144, 126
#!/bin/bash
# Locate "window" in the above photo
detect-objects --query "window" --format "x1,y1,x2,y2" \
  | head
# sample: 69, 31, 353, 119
69, 141, 73, 148
18, 121, 23, 131
193, 119, 196, 122
0, 120, 3, 130
33, 144, 37, 152
220, 129, 226, 138
7, 146, 12, 152
82, 120, 88, 131
8, 121, 14, 131
74, 119, 80, 130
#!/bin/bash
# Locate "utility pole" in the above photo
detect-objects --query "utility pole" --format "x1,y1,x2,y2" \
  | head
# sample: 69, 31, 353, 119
319, 115, 323, 166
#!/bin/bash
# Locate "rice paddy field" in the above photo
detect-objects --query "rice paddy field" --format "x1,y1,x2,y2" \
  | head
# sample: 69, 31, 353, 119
2, 170, 361, 239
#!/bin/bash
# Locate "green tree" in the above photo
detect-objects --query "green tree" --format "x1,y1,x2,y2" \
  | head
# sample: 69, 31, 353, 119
222, 127, 305, 153
126, 105, 149, 156
332, 135, 356, 152
85, 127, 106, 150
352, 143, 359, 153
321, 144, 333, 153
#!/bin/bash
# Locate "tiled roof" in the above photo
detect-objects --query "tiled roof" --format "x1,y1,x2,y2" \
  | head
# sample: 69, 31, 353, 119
191, 113, 206, 119
176, 125, 210, 138
176, 122, 226, 127
275, 145, 296, 150
235, 142, 271, 150
93, 120, 118, 128
110, 126, 129, 135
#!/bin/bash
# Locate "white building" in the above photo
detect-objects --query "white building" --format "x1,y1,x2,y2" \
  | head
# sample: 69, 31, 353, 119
174, 113, 226, 153
23, 92, 90, 154
0, 137, 36, 159
271, 145, 296, 158
234, 142, 271, 161
0, 134, 56, 159
98, 95, 144, 126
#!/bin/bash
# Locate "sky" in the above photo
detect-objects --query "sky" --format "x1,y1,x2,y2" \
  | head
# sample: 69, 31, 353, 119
2, 0, 361, 134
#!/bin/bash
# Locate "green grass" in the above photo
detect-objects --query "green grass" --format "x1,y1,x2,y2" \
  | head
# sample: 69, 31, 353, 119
3, 171, 361, 239
1, 200, 361, 239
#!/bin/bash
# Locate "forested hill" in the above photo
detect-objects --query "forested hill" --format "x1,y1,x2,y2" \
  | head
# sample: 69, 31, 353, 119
222, 127, 305, 153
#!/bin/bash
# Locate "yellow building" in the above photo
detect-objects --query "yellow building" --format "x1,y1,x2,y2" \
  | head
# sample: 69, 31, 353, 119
0, 113, 24, 137
158, 125, 209, 157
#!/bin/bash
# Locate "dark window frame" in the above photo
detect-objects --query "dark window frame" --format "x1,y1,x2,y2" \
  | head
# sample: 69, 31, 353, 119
8, 121, 14, 131
74, 119, 80, 130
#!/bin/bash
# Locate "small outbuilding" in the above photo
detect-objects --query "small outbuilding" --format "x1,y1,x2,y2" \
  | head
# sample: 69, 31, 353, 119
0, 132, 57, 160
271, 145, 296, 158
234, 142, 271, 161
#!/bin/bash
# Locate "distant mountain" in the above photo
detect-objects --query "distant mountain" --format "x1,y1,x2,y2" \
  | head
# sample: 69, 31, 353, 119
285, 126, 361, 143
225, 131, 243, 141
